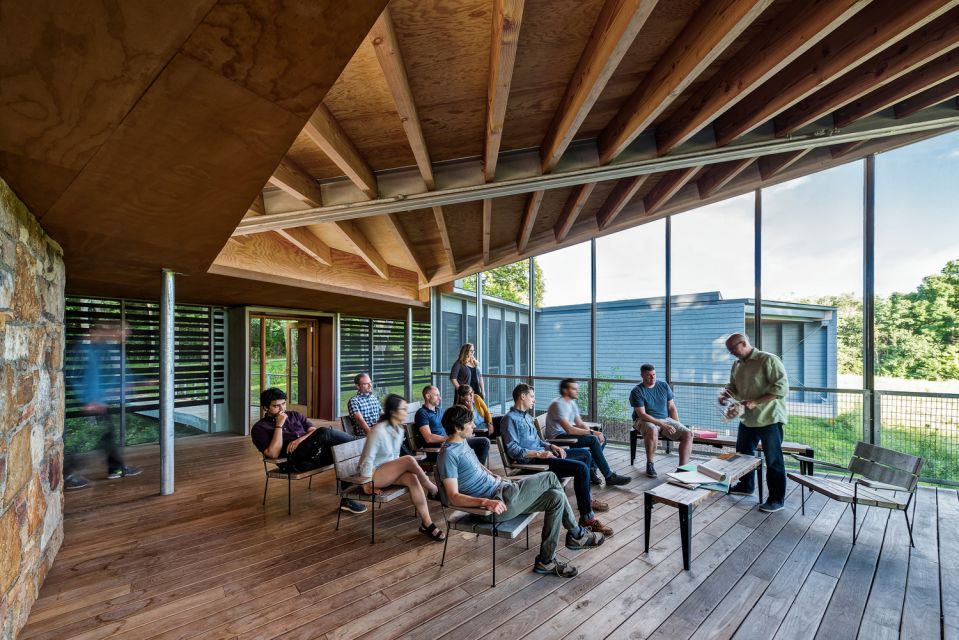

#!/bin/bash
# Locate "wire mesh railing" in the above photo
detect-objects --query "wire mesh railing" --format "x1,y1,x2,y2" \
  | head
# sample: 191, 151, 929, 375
431, 372, 959, 485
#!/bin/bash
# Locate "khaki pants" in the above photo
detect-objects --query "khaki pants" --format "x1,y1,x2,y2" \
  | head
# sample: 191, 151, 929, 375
492, 472, 578, 563
633, 417, 690, 441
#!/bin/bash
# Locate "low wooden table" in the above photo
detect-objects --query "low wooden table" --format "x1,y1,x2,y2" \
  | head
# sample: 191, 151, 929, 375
644, 453, 763, 570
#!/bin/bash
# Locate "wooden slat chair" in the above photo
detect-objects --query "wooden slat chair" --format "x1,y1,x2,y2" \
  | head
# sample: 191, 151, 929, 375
261, 455, 332, 516
433, 471, 533, 586
331, 439, 410, 544
339, 414, 362, 436
533, 413, 580, 446
787, 441, 923, 546
404, 422, 443, 458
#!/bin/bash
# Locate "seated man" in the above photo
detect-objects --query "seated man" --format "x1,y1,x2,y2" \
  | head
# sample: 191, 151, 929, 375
629, 363, 692, 478
415, 385, 490, 464
438, 405, 604, 578
546, 379, 631, 488
347, 373, 381, 436
252, 388, 367, 514
502, 384, 613, 536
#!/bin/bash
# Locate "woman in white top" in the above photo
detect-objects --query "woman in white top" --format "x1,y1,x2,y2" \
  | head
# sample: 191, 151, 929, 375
357, 394, 445, 541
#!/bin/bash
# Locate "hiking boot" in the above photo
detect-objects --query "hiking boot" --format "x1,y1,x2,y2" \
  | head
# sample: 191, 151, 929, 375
645, 462, 657, 478
565, 527, 605, 550
580, 517, 613, 537
606, 473, 631, 487
590, 498, 609, 512
533, 557, 579, 577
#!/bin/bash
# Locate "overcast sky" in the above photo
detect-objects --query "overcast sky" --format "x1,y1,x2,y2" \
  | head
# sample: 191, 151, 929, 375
536, 130, 959, 307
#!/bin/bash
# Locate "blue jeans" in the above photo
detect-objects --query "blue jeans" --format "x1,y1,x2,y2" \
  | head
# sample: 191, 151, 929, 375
542, 448, 594, 521
733, 422, 786, 505
567, 434, 611, 478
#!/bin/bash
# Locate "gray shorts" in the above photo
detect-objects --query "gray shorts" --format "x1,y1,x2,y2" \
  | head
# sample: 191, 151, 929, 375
633, 417, 690, 441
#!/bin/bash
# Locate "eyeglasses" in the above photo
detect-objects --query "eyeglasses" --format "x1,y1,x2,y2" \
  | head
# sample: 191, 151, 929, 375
727, 341, 745, 353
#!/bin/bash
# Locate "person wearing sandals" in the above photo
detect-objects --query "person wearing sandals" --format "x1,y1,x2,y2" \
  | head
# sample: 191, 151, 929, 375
357, 393, 447, 542
437, 405, 604, 578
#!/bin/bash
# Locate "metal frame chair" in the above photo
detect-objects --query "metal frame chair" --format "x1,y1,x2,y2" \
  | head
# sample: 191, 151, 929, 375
261, 455, 331, 516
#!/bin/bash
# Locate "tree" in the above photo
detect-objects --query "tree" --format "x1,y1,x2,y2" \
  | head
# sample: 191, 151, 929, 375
461, 259, 545, 307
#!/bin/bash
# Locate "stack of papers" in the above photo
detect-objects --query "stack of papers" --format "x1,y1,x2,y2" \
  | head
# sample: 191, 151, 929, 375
666, 463, 731, 492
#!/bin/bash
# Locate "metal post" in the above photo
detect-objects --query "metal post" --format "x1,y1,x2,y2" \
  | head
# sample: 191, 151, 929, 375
665, 217, 672, 385
405, 307, 413, 401
528, 258, 535, 383
160, 269, 175, 495
589, 240, 597, 420
120, 300, 127, 447
208, 306, 215, 432
754, 189, 763, 350
476, 271, 484, 371
863, 155, 877, 444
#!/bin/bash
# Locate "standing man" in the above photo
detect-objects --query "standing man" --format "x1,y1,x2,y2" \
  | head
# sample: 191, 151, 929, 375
347, 373, 381, 436
722, 333, 789, 513
415, 385, 490, 464
502, 384, 613, 536
629, 364, 693, 478
545, 379, 631, 487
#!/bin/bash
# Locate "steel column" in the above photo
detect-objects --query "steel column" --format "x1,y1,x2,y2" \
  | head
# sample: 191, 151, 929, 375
589, 240, 597, 420
160, 269, 175, 495
754, 189, 763, 349
528, 258, 536, 382
120, 300, 127, 447
863, 155, 877, 444
405, 307, 413, 401
665, 218, 672, 385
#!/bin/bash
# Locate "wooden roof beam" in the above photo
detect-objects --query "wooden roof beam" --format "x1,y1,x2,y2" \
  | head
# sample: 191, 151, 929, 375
697, 158, 755, 198
382, 213, 428, 282
597, 0, 772, 165
596, 176, 647, 230
334, 219, 389, 279
643, 167, 699, 216
554, 183, 596, 242
655, 0, 870, 155
370, 7, 435, 189
247, 193, 265, 217
268, 157, 324, 208
433, 206, 457, 273
895, 75, 959, 118
776, 10, 959, 135
758, 149, 811, 179
714, 0, 959, 146
275, 227, 333, 265
830, 141, 866, 159
833, 50, 959, 128
304, 103, 378, 199
540, 0, 658, 173
518, 191, 544, 253
482, 199, 492, 265
485, 0, 525, 182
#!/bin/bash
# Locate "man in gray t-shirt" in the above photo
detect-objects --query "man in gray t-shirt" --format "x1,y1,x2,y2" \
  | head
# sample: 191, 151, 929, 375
545, 379, 630, 487
437, 406, 603, 578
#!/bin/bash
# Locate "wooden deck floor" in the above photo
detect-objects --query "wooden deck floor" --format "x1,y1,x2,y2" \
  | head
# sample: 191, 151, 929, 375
22, 434, 955, 640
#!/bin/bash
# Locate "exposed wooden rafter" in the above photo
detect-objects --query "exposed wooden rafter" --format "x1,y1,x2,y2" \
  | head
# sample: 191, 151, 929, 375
655, 0, 870, 155
714, 0, 958, 146
596, 175, 647, 229
485, 0, 525, 182
895, 75, 959, 118
303, 103, 378, 199
433, 206, 456, 273
833, 50, 959, 128
518, 191, 544, 253
275, 227, 333, 265
540, 0, 658, 173
643, 167, 699, 215
758, 149, 811, 179
382, 213, 428, 282
597, 0, 772, 164
269, 157, 324, 208
697, 158, 755, 198
830, 141, 866, 159
554, 183, 596, 242
370, 7, 435, 189
482, 199, 492, 264
334, 219, 389, 279
775, 10, 959, 136
248, 193, 265, 217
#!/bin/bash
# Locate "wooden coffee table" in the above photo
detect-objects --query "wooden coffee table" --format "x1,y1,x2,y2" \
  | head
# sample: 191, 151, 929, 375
643, 454, 763, 570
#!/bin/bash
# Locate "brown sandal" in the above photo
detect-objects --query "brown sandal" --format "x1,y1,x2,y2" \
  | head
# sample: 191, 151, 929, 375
419, 522, 446, 542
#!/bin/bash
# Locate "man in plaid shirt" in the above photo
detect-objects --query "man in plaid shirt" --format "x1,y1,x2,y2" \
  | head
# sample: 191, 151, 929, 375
347, 373, 382, 436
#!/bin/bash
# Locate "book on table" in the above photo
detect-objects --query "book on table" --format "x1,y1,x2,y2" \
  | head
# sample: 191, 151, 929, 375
666, 461, 731, 492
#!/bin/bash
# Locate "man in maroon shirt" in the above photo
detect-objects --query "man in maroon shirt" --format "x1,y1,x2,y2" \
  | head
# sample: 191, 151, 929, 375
251, 388, 367, 514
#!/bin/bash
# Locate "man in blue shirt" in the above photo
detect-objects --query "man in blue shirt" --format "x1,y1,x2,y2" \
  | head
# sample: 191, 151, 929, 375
414, 385, 489, 464
629, 364, 692, 478
438, 405, 603, 578
502, 384, 613, 537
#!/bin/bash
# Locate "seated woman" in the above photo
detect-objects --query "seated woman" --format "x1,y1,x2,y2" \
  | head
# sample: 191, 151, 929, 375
455, 384, 494, 436
357, 393, 446, 542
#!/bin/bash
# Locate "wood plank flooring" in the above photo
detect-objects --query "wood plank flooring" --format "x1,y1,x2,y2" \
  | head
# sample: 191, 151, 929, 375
21, 434, 950, 640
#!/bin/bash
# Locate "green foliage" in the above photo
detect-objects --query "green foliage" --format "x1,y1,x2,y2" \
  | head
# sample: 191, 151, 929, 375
461, 259, 545, 307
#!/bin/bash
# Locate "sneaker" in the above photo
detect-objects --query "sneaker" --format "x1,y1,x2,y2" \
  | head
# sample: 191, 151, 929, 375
645, 463, 657, 479
758, 501, 784, 513
565, 527, 605, 550
64, 474, 89, 490
340, 499, 368, 514
728, 483, 753, 497
605, 473, 631, 487
107, 466, 141, 479
533, 557, 579, 577
590, 498, 609, 512
579, 517, 613, 537
590, 470, 604, 486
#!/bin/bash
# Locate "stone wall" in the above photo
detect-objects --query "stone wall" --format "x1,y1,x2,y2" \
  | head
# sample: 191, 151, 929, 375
0, 177, 65, 639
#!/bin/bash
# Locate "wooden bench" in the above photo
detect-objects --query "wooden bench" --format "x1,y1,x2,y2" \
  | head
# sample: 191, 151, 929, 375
644, 453, 763, 570
629, 430, 815, 474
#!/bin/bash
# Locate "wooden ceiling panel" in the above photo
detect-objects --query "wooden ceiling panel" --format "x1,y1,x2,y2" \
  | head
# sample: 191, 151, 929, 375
389, 0, 492, 164
353, 214, 418, 274
531, 186, 574, 237
286, 130, 343, 180
500, 0, 607, 152
444, 200, 484, 263
490, 194, 527, 253
323, 39, 418, 174
396, 207, 449, 276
